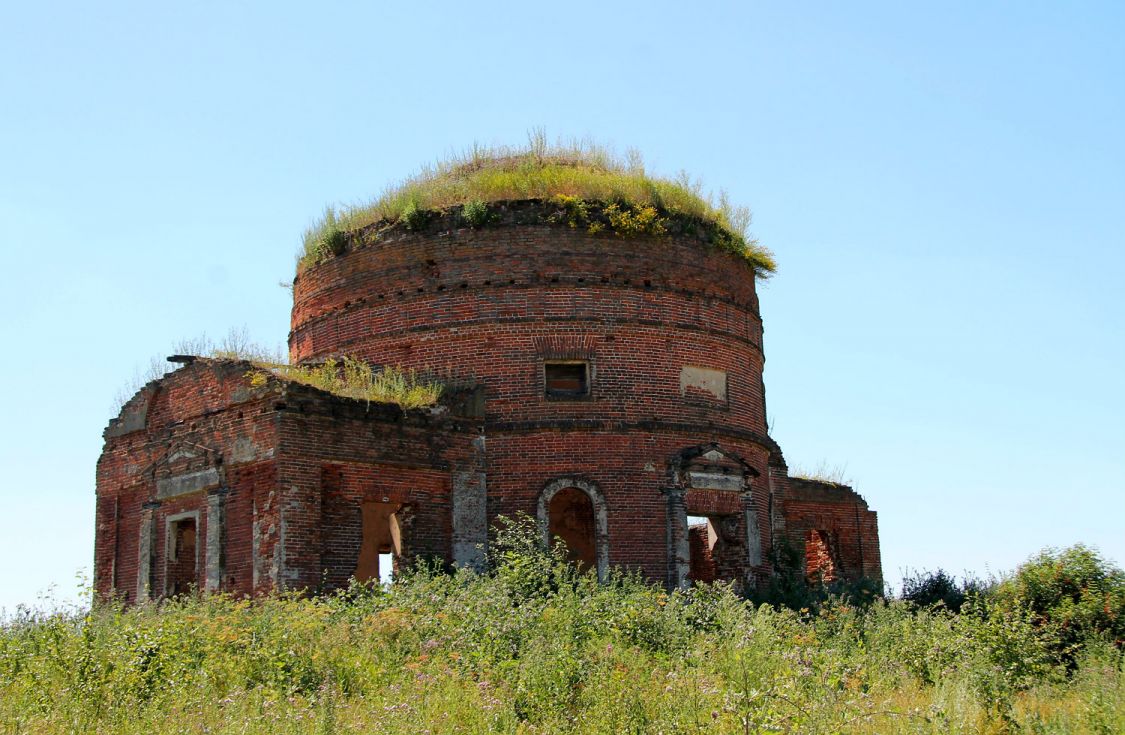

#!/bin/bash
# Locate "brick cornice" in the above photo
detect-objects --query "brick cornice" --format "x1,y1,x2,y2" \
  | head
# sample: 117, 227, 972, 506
482, 418, 783, 456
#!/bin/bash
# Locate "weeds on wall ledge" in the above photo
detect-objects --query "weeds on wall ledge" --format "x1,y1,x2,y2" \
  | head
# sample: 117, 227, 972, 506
110, 328, 446, 415
247, 357, 444, 410
300, 136, 776, 277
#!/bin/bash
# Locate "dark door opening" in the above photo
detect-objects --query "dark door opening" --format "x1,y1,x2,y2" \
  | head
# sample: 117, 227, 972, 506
168, 517, 197, 596
547, 487, 597, 571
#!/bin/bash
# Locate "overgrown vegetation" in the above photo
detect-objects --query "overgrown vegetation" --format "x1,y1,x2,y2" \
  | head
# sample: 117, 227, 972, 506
247, 357, 444, 410
901, 568, 980, 613
111, 328, 285, 413
300, 133, 776, 276
991, 545, 1125, 667
790, 460, 853, 486
3, 522, 1121, 734
113, 329, 443, 412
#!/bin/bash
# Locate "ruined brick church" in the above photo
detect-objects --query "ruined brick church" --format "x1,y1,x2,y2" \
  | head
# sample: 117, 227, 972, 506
95, 163, 881, 603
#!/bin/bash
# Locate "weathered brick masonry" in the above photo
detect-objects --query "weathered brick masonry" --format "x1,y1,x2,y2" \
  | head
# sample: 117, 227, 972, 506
95, 200, 881, 600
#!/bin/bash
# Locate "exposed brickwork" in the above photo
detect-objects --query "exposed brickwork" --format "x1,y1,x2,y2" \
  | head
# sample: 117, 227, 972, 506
688, 524, 718, 583
95, 200, 882, 601
784, 478, 882, 583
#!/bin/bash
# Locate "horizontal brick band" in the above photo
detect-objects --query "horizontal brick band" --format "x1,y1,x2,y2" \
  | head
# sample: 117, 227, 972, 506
291, 311, 764, 359
481, 419, 782, 456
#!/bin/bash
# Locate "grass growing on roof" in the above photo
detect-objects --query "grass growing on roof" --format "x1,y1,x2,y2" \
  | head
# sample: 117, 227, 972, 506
301, 135, 775, 275
248, 357, 443, 410
113, 330, 444, 414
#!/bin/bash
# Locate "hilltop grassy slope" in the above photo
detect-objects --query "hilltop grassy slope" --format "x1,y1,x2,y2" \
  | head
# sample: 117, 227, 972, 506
2, 523, 1122, 734
298, 137, 776, 277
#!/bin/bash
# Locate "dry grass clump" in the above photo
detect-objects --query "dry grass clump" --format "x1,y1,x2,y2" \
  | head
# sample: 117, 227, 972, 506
301, 134, 775, 276
791, 460, 853, 487
249, 357, 443, 410
113, 329, 443, 413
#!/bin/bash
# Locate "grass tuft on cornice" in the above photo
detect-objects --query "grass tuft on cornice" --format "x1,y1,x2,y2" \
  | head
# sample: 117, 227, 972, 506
299, 134, 775, 277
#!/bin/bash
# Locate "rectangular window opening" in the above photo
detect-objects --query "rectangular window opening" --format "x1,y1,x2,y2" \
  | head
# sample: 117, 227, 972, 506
544, 361, 589, 398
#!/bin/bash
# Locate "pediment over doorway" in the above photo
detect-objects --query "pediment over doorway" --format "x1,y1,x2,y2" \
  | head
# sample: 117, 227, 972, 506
667, 443, 760, 492
149, 440, 223, 499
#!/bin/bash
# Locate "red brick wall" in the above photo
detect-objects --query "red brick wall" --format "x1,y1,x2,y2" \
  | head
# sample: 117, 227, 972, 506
481, 429, 774, 584
96, 360, 474, 600
96, 204, 883, 600
287, 205, 782, 586
290, 204, 767, 438
782, 478, 882, 582
274, 392, 475, 591
688, 524, 718, 583
95, 360, 283, 602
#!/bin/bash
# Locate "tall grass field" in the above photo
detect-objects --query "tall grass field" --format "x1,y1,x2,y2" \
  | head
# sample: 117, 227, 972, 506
2, 518, 1121, 734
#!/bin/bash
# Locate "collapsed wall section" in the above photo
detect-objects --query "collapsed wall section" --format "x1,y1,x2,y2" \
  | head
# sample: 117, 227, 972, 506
780, 477, 882, 583
272, 383, 480, 591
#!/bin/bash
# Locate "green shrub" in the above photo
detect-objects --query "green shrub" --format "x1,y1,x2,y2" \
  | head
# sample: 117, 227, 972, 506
992, 544, 1125, 662
901, 568, 980, 612
399, 200, 428, 230
305, 207, 350, 264
460, 199, 493, 228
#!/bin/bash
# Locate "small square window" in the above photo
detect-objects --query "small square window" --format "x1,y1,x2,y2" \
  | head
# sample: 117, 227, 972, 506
544, 361, 589, 398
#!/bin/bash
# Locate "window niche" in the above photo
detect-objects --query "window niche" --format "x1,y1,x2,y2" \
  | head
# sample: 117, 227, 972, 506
544, 361, 590, 399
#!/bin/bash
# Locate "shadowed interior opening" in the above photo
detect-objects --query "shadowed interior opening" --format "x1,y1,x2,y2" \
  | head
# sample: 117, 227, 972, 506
167, 518, 197, 596
545, 362, 589, 397
548, 487, 597, 571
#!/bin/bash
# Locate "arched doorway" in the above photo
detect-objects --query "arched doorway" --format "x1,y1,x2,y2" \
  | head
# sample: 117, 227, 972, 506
537, 478, 609, 580
547, 487, 597, 571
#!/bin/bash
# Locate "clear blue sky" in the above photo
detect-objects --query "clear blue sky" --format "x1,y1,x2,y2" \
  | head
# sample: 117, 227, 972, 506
2, 1, 1122, 612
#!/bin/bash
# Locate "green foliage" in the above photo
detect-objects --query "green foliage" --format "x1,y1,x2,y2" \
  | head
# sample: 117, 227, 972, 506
603, 201, 667, 237
248, 357, 444, 410
305, 207, 349, 263
460, 198, 493, 228
2, 539, 1122, 733
992, 545, 1125, 663
901, 568, 980, 613
298, 137, 776, 276
399, 199, 429, 230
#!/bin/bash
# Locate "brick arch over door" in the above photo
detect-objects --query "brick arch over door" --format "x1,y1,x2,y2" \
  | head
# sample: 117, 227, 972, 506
537, 478, 609, 581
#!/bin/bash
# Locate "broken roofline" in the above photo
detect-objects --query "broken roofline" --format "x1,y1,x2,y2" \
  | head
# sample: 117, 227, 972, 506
106, 356, 467, 439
